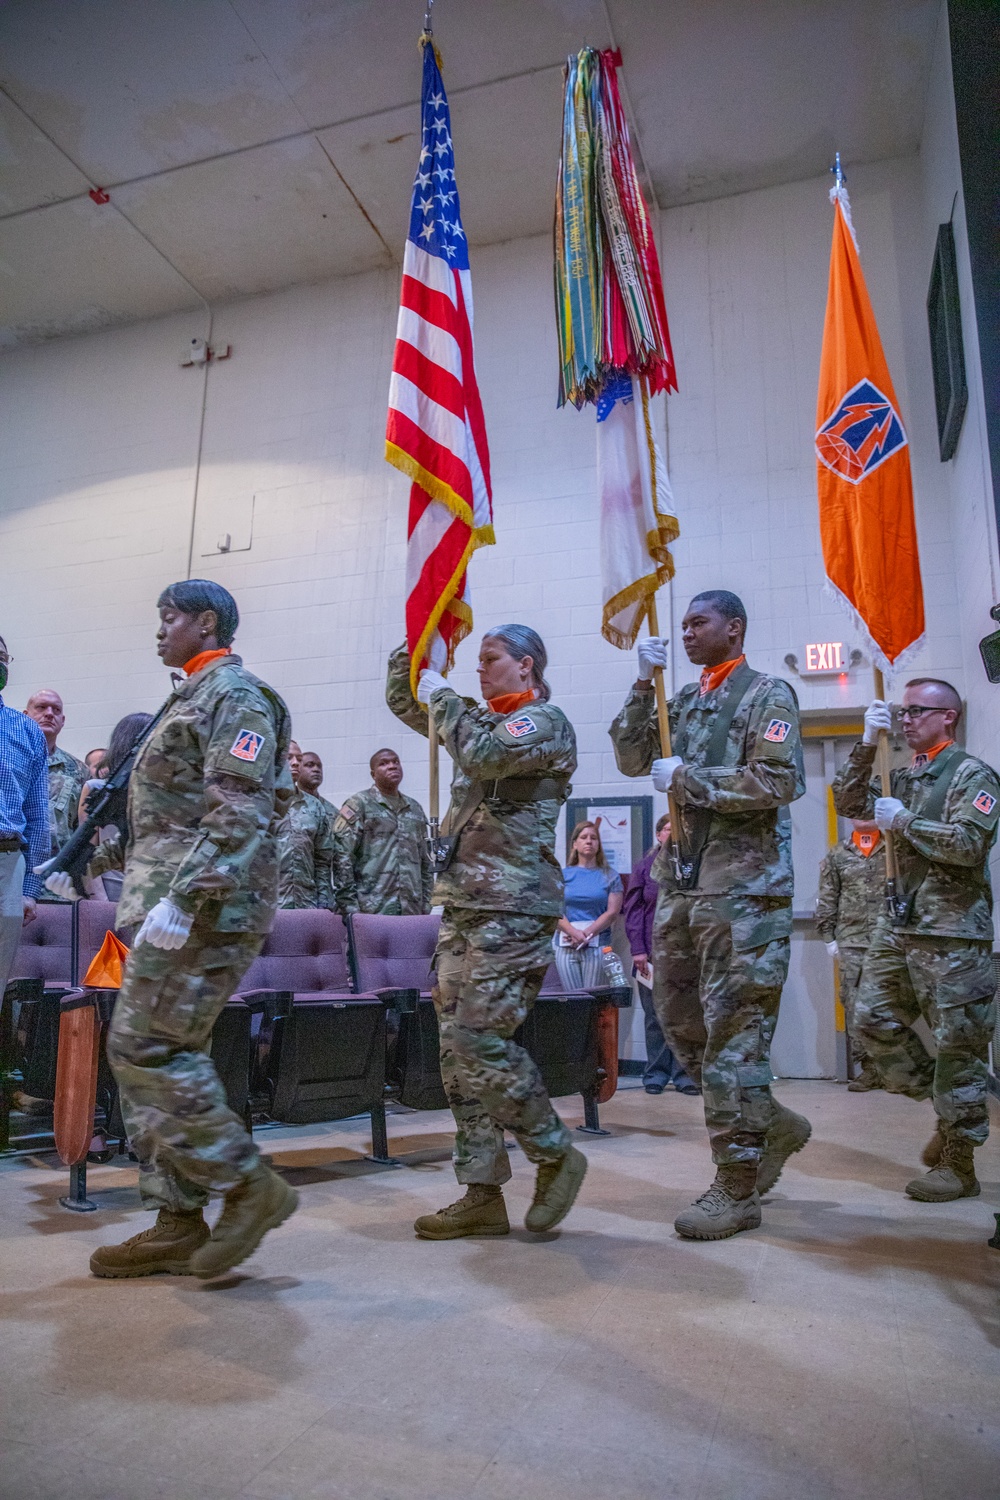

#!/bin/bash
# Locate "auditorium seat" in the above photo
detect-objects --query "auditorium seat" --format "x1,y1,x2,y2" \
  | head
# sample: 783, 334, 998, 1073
235, 908, 404, 1161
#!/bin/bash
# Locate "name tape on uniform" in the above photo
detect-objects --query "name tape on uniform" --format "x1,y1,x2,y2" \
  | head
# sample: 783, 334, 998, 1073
763, 718, 791, 744
505, 714, 538, 739
973, 789, 997, 816
230, 729, 265, 763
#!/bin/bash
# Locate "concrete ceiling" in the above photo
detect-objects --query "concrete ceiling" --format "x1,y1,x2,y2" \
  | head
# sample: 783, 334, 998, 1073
0, 0, 941, 347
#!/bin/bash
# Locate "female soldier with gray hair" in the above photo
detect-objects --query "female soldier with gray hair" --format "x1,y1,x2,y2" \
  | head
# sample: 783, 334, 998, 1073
387, 624, 587, 1239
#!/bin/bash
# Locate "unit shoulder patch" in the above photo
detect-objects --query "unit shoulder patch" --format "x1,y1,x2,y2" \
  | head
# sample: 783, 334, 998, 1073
973, 789, 997, 816
763, 718, 791, 744
230, 728, 265, 763
504, 714, 538, 740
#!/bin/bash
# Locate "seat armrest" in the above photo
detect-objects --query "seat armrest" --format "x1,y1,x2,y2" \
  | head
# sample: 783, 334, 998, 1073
237, 988, 293, 1019
375, 986, 419, 1015
586, 984, 634, 1008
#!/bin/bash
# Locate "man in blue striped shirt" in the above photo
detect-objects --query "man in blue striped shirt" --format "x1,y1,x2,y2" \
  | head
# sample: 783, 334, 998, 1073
0, 634, 50, 997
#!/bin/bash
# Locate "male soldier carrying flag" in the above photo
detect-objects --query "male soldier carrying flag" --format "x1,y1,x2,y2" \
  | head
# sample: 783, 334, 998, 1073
609, 591, 809, 1239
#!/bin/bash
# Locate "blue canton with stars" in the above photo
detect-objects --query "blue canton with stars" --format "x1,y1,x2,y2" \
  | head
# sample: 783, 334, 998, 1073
407, 41, 469, 270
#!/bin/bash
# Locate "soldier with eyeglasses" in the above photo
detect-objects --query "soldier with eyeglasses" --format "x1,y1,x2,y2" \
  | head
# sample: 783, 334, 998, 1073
832, 677, 1000, 1201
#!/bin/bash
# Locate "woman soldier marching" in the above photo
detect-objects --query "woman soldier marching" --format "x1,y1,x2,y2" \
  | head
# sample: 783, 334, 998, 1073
387, 625, 587, 1238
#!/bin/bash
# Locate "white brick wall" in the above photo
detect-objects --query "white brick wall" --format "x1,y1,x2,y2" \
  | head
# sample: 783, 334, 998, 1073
0, 137, 988, 850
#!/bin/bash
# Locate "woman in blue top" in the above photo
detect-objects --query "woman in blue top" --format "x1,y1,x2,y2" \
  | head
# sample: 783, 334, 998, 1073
555, 821, 623, 989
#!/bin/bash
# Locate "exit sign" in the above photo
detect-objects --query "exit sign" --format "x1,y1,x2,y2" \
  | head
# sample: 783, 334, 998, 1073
804, 642, 845, 672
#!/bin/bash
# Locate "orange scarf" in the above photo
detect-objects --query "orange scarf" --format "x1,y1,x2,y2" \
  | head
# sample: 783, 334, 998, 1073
911, 738, 954, 769
699, 654, 745, 697
182, 648, 230, 677
851, 829, 881, 857
489, 689, 537, 714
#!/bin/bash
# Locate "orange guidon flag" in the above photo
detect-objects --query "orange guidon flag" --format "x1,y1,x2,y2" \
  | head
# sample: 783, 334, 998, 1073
83, 931, 129, 989
816, 180, 924, 672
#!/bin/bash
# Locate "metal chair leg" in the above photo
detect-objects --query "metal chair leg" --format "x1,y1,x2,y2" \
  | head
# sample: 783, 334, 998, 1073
577, 1089, 610, 1136
367, 1100, 400, 1165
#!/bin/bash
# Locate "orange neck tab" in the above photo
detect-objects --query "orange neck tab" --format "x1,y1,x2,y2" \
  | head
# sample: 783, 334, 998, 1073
182, 648, 230, 678
911, 738, 954, 769
488, 689, 537, 715
699, 654, 745, 697
851, 829, 881, 857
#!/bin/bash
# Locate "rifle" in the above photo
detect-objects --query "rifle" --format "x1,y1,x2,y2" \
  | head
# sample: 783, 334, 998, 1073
35, 700, 171, 895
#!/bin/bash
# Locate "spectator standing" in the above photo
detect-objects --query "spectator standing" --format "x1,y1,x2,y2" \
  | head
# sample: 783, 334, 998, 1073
554, 821, 623, 989
84, 748, 107, 777
624, 815, 698, 1095
0, 634, 48, 996
24, 688, 87, 901
332, 749, 432, 916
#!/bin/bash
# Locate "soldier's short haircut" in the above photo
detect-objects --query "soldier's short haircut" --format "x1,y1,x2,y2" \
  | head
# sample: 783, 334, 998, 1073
483, 624, 552, 701
157, 579, 239, 648
689, 590, 747, 636
905, 677, 963, 723
370, 747, 399, 771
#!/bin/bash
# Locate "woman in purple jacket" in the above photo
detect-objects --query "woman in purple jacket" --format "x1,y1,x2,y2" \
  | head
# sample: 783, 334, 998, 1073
623, 816, 699, 1095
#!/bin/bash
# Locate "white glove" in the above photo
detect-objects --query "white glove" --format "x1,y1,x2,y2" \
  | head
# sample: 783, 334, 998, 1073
874, 796, 906, 831
863, 700, 892, 745
41, 870, 81, 902
651, 755, 683, 792
416, 669, 449, 704
637, 637, 669, 682
135, 898, 194, 951
825, 940, 839, 958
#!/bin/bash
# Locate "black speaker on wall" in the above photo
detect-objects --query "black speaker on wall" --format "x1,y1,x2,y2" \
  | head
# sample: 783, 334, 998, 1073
926, 221, 968, 462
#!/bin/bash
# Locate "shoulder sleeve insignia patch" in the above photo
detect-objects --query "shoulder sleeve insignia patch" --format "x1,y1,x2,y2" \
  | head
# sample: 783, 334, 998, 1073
973, 789, 996, 816
230, 729, 265, 763
763, 718, 791, 744
504, 714, 538, 739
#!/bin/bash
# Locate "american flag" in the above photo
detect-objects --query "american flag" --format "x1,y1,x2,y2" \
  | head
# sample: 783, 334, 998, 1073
385, 39, 494, 694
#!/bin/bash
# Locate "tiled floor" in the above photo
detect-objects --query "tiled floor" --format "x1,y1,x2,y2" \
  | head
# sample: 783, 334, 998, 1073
2, 1079, 999, 1500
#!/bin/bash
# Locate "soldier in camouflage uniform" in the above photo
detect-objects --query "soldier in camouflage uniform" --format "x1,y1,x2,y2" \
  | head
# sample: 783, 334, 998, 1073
277, 752, 336, 910
25, 690, 87, 903
815, 822, 887, 1090
832, 678, 1000, 1201
387, 625, 588, 1239
298, 750, 337, 824
609, 590, 808, 1240
71, 581, 298, 1279
332, 748, 432, 917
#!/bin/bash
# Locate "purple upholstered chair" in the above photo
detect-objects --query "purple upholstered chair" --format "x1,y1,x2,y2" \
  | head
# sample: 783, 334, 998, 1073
11, 899, 121, 989
347, 913, 440, 996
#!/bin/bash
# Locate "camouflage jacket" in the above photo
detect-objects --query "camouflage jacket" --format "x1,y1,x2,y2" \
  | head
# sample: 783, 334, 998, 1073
386, 645, 576, 915
277, 788, 335, 909
116, 655, 293, 932
815, 837, 887, 947
832, 741, 1000, 940
609, 668, 805, 899
331, 785, 432, 916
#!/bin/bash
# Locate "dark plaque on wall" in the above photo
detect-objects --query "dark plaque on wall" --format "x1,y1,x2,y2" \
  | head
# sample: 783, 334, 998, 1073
927, 221, 968, 462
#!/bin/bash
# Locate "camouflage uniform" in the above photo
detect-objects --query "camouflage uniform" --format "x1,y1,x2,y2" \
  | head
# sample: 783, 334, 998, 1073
332, 785, 432, 916
832, 742, 1000, 1149
609, 666, 805, 1166
387, 645, 576, 1185
37, 745, 87, 902
105, 654, 292, 1213
277, 787, 335, 908
815, 837, 887, 1067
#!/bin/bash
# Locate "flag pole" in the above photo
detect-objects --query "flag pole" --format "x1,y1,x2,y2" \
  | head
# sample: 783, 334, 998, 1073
645, 595, 684, 876
872, 665, 900, 912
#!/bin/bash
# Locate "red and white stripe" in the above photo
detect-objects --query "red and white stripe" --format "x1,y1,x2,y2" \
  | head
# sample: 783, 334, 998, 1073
386, 243, 493, 690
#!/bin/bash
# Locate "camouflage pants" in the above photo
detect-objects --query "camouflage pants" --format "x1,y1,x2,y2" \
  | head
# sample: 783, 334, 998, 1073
855, 924, 996, 1147
652, 892, 792, 1166
107, 922, 264, 1213
837, 948, 878, 1067
433, 908, 572, 1186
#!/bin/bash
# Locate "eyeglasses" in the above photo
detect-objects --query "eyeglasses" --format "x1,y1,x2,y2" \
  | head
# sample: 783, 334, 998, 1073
898, 704, 947, 721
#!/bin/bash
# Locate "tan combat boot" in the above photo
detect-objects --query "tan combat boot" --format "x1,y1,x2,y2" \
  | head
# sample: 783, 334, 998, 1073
847, 1061, 883, 1092
525, 1145, 588, 1233
905, 1138, 980, 1202
90, 1208, 210, 1278
674, 1164, 761, 1240
756, 1100, 812, 1195
414, 1184, 510, 1239
189, 1162, 299, 1279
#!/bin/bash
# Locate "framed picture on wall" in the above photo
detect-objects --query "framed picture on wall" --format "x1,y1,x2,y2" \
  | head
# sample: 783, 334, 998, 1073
565, 795, 653, 876
927, 220, 968, 462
